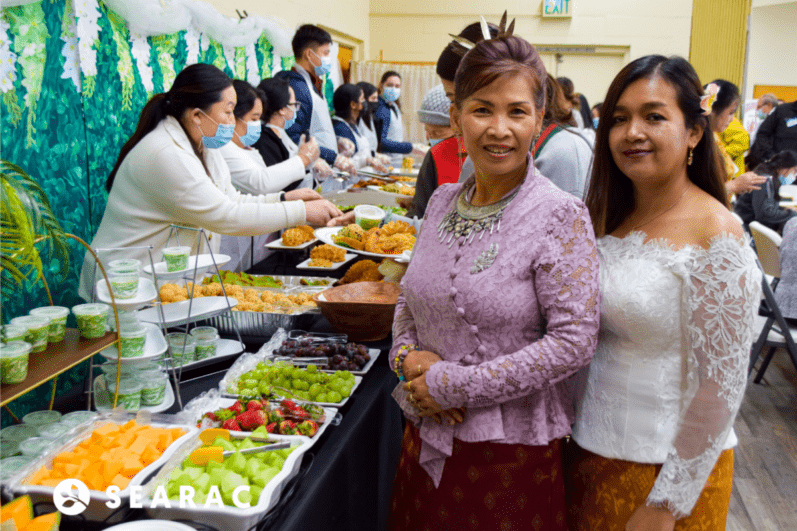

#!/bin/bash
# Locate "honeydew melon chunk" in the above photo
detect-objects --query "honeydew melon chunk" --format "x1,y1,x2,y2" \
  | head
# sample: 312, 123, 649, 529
251, 426, 269, 439
237, 438, 258, 451
225, 451, 247, 475
195, 472, 211, 494
208, 467, 227, 487
251, 466, 279, 489
249, 485, 263, 506
220, 471, 247, 506
212, 437, 236, 453
244, 457, 265, 480
184, 466, 202, 481
206, 459, 223, 472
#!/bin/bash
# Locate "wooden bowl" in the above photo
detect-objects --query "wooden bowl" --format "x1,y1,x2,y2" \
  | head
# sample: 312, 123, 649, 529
312, 282, 401, 341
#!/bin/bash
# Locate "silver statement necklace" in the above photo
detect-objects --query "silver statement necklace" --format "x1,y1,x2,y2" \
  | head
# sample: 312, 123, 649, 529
437, 179, 522, 248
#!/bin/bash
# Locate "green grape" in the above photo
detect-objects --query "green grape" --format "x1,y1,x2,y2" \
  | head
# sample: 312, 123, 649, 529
316, 393, 328, 402
328, 391, 342, 403
306, 365, 318, 373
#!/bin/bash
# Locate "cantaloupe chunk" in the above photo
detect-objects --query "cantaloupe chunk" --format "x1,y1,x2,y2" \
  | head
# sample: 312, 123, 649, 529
38, 479, 63, 488
102, 460, 124, 485
25, 511, 60, 531
109, 474, 130, 491
170, 428, 186, 441
93, 423, 120, 438
0, 495, 33, 529
62, 463, 79, 478
127, 435, 149, 456
140, 444, 160, 467
112, 429, 137, 450
24, 467, 51, 486
120, 456, 143, 478
121, 419, 138, 432
74, 459, 91, 477
155, 432, 172, 453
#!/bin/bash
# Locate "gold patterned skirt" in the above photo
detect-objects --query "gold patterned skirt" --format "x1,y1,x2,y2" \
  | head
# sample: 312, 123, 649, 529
565, 442, 734, 531
389, 423, 567, 531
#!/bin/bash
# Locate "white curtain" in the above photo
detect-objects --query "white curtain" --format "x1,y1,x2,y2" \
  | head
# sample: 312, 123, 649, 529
350, 61, 438, 144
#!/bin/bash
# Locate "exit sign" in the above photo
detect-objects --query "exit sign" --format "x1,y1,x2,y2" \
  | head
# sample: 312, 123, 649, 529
542, 0, 573, 18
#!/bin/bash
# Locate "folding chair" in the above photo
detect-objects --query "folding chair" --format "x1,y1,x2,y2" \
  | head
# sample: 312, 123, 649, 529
779, 184, 797, 200
747, 222, 797, 381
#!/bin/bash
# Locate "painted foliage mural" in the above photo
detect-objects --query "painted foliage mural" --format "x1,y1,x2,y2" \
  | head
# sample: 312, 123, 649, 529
0, 0, 288, 424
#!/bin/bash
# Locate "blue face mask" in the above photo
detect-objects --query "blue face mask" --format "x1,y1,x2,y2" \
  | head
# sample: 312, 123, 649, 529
198, 110, 234, 149
780, 172, 796, 186
429, 138, 444, 147
310, 49, 333, 77
592, 117, 599, 129
382, 87, 401, 103
237, 119, 261, 147
283, 107, 296, 131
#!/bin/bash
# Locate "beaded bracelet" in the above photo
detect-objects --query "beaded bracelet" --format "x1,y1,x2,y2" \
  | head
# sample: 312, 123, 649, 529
394, 344, 418, 382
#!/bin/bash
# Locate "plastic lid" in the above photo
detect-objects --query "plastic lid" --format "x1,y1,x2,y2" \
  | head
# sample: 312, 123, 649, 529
108, 378, 144, 394
0, 455, 33, 479
134, 362, 164, 372
37, 422, 70, 440
0, 424, 38, 441
2, 325, 28, 336
109, 259, 141, 271
119, 325, 147, 337
354, 204, 386, 219
138, 369, 167, 382
60, 411, 97, 427
29, 306, 70, 319
0, 341, 31, 358
162, 246, 191, 255
1, 439, 19, 457
22, 410, 62, 426
72, 303, 111, 316
190, 326, 218, 340
10, 315, 50, 328
18, 437, 55, 456
166, 333, 196, 347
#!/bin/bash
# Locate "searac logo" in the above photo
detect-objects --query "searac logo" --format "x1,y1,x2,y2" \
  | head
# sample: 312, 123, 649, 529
53, 479, 90, 515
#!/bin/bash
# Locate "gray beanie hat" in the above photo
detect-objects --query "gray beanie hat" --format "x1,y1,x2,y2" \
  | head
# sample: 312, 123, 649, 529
417, 84, 451, 126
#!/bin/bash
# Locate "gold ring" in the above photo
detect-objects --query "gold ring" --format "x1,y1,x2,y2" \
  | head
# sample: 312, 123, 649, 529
405, 381, 413, 392
416, 364, 422, 375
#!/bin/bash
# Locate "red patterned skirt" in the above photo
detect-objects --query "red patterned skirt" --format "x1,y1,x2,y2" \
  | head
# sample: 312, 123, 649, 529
565, 442, 734, 531
388, 423, 567, 531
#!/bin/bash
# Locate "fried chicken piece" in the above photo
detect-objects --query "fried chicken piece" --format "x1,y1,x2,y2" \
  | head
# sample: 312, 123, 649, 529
203, 282, 223, 296
333, 224, 365, 250
308, 258, 333, 268
381, 233, 415, 253
282, 227, 314, 246
381, 220, 416, 236
363, 228, 384, 254
297, 225, 315, 237
339, 259, 384, 285
310, 244, 346, 263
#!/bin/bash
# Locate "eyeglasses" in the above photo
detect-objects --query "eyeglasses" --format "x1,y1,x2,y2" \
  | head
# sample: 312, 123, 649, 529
287, 102, 301, 110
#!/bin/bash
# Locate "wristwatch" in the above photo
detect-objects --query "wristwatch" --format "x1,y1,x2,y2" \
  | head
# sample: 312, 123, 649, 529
279, 191, 286, 202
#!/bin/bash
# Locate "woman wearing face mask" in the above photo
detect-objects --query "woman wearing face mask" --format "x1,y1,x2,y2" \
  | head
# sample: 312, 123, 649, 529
376, 71, 424, 164
356, 82, 385, 158
332, 83, 388, 171
78, 64, 345, 299
734, 150, 797, 233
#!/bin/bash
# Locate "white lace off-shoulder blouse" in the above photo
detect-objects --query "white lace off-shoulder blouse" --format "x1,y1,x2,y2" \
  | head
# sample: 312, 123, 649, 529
571, 231, 762, 519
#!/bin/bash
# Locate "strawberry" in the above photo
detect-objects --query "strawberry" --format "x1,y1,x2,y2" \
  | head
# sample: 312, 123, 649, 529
291, 408, 310, 420
226, 401, 244, 414
279, 420, 297, 435
236, 409, 267, 431
297, 420, 319, 437
222, 419, 241, 431
203, 412, 217, 421
246, 400, 263, 411
265, 422, 277, 433
267, 410, 282, 424
280, 399, 299, 411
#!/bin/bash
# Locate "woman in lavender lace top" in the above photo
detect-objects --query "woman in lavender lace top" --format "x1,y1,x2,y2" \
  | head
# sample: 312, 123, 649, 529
387, 33, 600, 530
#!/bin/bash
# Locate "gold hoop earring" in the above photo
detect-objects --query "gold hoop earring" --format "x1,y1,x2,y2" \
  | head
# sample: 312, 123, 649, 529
687, 147, 694, 166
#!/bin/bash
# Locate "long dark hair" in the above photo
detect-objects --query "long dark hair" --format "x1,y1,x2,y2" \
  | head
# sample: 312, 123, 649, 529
753, 150, 797, 198
544, 74, 577, 127
584, 55, 728, 237
707, 79, 740, 115
333, 83, 362, 122
258, 77, 291, 122
107, 63, 232, 191
556, 76, 580, 110
232, 79, 266, 119
436, 22, 499, 82
379, 71, 402, 108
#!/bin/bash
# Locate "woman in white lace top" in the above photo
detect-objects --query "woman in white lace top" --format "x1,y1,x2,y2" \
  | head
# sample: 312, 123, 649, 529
568, 56, 762, 531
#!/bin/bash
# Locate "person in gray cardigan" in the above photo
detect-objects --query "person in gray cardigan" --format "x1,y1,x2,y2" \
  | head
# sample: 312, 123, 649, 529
775, 217, 797, 322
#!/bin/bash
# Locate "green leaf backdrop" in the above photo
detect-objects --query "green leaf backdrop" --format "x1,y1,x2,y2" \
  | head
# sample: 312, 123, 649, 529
0, 0, 288, 425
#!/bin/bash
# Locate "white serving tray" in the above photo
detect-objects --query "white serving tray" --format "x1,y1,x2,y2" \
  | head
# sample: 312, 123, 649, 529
265, 236, 317, 250
227, 375, 362, 409
5, 416, 197, 522
143, 433, 313, 531
96, 277, 157, 311
141, 254, 231, 280
295, 253, 356, 271
314, 227, 407, 259
94, 375, 175, 414
137, 297, 238, 327
99, 322, 167, 363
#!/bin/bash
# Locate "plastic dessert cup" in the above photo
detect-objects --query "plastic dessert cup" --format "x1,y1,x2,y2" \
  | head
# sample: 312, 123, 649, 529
0, 424, 38, 442
190, 326, 218, 361
118, 325, 147, 358
108, 269, 140, 299
59, 411, 96, 429
9, 316, 49, 353
0, 341, 30, 384
2, 325, 28, 344
0, 439, 19, 459
354, 204, 386, 230
0, 455, 33, 481
108, 378, 143, 411
22, 410, 61, 427
108, 258, 141, 274
29, 306, 70, 343
72, 303, 110, 339
18, 436, 55, 457
37, 422, 70, 440
162, 246, 191, 272
134, 361, 164, 373
166, 333, 195, 367
138, 370, 168, 406
107, 309, 140, 332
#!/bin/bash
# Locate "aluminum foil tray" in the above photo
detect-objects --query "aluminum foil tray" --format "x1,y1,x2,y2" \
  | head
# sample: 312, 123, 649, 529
199, 309, 320, 338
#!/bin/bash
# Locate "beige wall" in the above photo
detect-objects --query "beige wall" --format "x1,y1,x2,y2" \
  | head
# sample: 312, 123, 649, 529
744, 1, 797, 100
369, 0, 694, 106
205, 0, 370, 60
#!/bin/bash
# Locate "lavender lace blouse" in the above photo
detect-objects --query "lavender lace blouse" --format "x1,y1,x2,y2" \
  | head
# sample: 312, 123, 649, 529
390, 158, 601, 486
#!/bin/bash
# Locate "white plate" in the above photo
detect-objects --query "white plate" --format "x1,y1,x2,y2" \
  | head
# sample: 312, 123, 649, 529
265, 236, 317, 250
99, 322, 168, 363
105, 522, 197, 531
95, 277, 157, 311
367, 185, 415, 198
137, 297, 237, 327
394, 250, 412, 264
166, 338, 245, 373
295, 253, 357, 270
142, 254, 231, 280
93, 374, 175, 414
780, 200, 796, 207
314, 226, 409, 259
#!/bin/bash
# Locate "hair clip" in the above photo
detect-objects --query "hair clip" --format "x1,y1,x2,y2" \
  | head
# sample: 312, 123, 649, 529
700, 83, 719, 116
447, 11, 516, 57
447, 34, 476, 57
497, 10, 516, 38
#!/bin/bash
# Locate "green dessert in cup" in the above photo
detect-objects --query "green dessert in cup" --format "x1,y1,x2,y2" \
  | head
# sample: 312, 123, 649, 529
29, 306, 69, 343
190, 326, 218, 361
108, 270, 140, 300
108, 379, 143, 411
118, 325, 147, 358
0, 341, 31, 384
108, 258, 141, 274
162, 246, 191, 272
9, 316, 49, 353
2, 325, 28, 344
138, 370, 167, 406
22, 410, 61, 427
71, 303, 110, 339
166, 333, 195, 367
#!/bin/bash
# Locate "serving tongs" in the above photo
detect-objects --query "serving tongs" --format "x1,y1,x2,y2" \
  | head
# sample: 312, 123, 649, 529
356, 170, 396, 182
189, 441, 292, 465
272, 355, 330, 368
